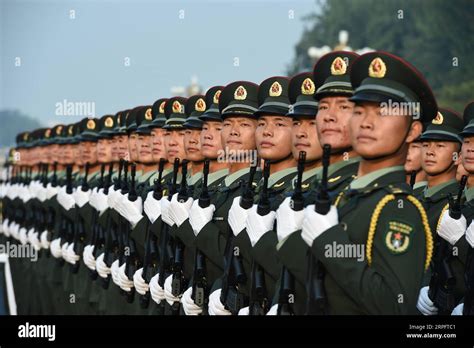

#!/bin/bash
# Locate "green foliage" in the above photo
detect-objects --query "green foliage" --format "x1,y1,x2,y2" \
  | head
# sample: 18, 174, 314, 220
288, 0, 474, 113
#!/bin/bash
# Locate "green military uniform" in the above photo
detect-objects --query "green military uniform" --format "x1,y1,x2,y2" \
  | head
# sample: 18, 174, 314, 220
304, 51, 439, 314
273, 53, 361, 314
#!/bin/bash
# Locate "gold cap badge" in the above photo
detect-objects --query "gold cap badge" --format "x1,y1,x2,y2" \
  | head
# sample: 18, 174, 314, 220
45, 129, 51, 138
145, 108, 153, 120
68, 125, 74, 135
213, 90, 221, 104
331, 57, 347, 75
234, 86, 247, 100
159, 101, 166, 114
269, 81, 282, 97
368, 57, 387, 78
301, 78, 315, 95
432, 112, 444, 125
172, 100, 183, 113
87, 119, 96, 130
105, 116, 114, 128
56, 125, 63, 135
195, 98, 206, 112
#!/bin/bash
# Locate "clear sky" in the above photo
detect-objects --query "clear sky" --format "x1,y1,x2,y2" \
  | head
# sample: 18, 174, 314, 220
1, 0, 318, 127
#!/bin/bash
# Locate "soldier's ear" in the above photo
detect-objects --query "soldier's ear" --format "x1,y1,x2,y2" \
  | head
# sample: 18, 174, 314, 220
406, 120, 422, 144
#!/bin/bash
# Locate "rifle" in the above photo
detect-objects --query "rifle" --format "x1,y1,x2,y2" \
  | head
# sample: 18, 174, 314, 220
101, 160, 123, 289
428, 175, 467, 314
171, 160, 189, 301
277, 151, 306, 315
409, 170, 417, 189
221, 161, 258, 314
191, 159, 210, 309
249, 160, 271, 315
89, 163, 106, 280
305, 144, 331, 315
71, 163, 90, 273
124, 163, 139, 303
140, 158, 166, 308
157, 158, 180, 309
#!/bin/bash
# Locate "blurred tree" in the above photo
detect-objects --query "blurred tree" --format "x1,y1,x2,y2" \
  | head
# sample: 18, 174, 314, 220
0, 110, 42, 147
288, 0, 474, 112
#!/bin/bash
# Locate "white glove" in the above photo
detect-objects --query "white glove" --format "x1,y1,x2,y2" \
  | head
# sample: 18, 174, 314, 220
72, 186, 91, 208
50, 238, 63, 258
161, 197, 174, 227
164, 274, 181, 306
111, 259, 121, 287
189, 200, 215, 236
57, 187, 76, 211
169, 193, 194, 227
182, 287, 203, 315
452, 303, 464, 316
45, 183, 58, 200
36, 185, 47, 202
301, 205, 339, 247
96, 253, 111, 278
20, 185, 32, 203
208, 289, 232, 316
107, 186, 118, 209
416, 286, 438, 315
19, 227, 28, 245
2, 219, 9, 237
276, 196, 305, 242
66, 243, 80, 264
40, 230, 50, 249
149, 273, 165, 305
26, 228, 35, 245
83, 245, 96, 271
92, 188, 109, 215
437, 210, 467, 245
245, 204, 276, 247
30, 230, 41, 251
118, 263, 134, 292
10, 223, 20, 240
228, 196, 251, 236
133, 268, 149, 295
238, 306, 249, 315
144, 191, 162, 224
115, 193, 143, 228
465, 221, 474, 248
266, 304, 278, 315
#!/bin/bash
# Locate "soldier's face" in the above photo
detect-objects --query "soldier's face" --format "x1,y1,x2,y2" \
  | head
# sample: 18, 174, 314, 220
184, 129, 205, 163
128, 133, 139, 162
164, 129, 187, 163
421, 141, 459, 176
151, 128, 167, 162
405, 143, 423, 172
111, 136, 119, 162
137, 134, 154, 164
115, 135, 129, 160
201, 121, 224, 159
316, 96, 354, 151
62, 144, 75, 165
455, 154, 470, 181
256, 115, 293, 160
81, 141, 98, 164
461, 136, 474, 173
350, 102, 419, 160
292, 118, 323, 162
73, 144, 83, 166
97, 138, 113, 163
50, 144, 59, 164
221, 117, 257, 153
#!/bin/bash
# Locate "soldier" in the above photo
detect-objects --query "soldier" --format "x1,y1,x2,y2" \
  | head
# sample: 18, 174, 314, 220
414, 108, 464, 315
431, 101, 474, 315
406, 137, 428, 195
207, 76, 299, 315
181, 82, 260, 315
269, 52, 361, 315
300, 51, 437, 314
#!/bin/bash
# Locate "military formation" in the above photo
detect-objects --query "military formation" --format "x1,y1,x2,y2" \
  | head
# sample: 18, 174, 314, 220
0, 50, 473, 316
